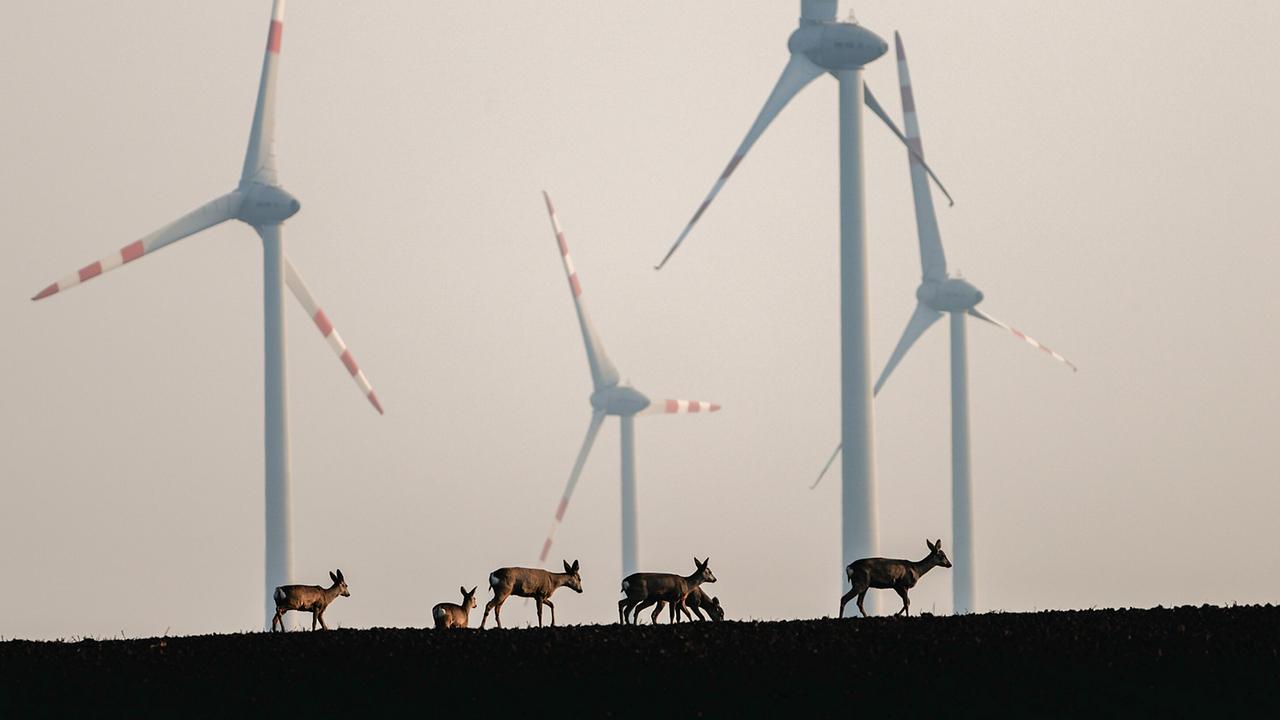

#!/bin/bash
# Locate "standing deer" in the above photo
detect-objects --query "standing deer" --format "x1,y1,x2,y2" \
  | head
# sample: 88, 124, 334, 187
480, 560, 582, 628
618, 557, 716, 625
637, 586, 724, 624
432, 586, 478, 629
271, 569, 350, 632
840, 539, 952, 618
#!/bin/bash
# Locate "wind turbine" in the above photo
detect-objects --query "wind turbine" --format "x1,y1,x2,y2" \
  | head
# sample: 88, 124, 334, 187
30, 0, 383, 628
813, 33, 1076, 615
654, 1, 953, 595
539, 192, 721, 579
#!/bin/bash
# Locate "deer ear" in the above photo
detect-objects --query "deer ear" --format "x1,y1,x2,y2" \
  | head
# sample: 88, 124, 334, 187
330, 571, 338, 583
926, 539, 935, 551
469, 586, 478, 595
563, 560, 572, 573
571, 559, 580, 573
935, 539, 943, 549
337, 569, 344, 582
460, 586, 467, 595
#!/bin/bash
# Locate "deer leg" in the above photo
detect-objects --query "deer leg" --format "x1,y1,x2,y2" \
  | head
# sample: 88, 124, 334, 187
857, 590, 869, 617
319, 610, 330, 630
544, 598, 556, 626
618, 598, 630, 624
631, 599, 656, 624
895, 587, 910, 617
534, 597, 544, 627
839, 588, 859, 618
271, 609, 282, 632
689, 605, 703, 622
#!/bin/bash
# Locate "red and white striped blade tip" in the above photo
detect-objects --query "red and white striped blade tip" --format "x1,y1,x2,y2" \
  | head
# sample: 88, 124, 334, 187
368, 392, 384, 415
657, 400, 721, 414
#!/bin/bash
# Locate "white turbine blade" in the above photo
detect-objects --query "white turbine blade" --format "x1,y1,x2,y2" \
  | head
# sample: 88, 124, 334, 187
875, 303, 944, 395
968, 307, 1078, 372
655, 52, 824, 269
810, 442, 842, 490
638, 399, 722, 416
542, 192, 621, 390
863, 84, 954, 208
539, 411, 607, 562
31, 192, 241, 301
800, 0, 838, 22
241, 0, 287, 186
284, 258, 384, 414
893, 32, 949, 282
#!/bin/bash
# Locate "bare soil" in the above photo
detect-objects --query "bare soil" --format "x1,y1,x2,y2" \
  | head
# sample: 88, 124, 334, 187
2, 604, 1276, 716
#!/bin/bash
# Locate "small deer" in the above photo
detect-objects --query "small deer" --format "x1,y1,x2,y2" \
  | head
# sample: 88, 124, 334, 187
840, 539, 952, 618
618, 557, 716, 625
432, 586, 478, 629
637, 585, 724, 624
480, 560, 582, 628
271, 569, 350, 632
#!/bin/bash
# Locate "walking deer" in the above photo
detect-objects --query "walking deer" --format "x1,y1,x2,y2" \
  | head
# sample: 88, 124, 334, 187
480, 560, 582, 628
839, 539, 952, 618
618, 557, 716, 625
637, 585, 724, 624
271, 569, 350, 632
432, 586, 478, 629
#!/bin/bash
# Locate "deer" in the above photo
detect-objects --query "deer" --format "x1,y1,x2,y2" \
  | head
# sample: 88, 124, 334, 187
636, 585, 724, 624
839, 539, 952, 618
618, 557, 716, 625
271, 569, 350, 632
432, 586, 478, 629
480, 560, 582, 628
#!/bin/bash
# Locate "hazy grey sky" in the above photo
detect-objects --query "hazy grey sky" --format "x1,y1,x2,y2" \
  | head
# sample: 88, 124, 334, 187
3, 1, 1278, 639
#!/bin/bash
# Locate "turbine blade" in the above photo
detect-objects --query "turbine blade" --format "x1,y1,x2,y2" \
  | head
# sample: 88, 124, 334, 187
639, 399, 722, 415
284, 258, 384, 414
655, 52, 824, 269
542, 192, 621, 390
875, 303, 944, 395
809, 442, 842, 490
539, 411, 608, 562
864, 84, 954, 209
800, 0, 838, 23
893, 32, 949, 281
968, 307, 1078, 372
241, 0, 286, 186
31, 192, 241, 301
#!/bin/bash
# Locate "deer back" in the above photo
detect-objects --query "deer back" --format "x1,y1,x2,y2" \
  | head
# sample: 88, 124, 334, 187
274, 584, 333, 611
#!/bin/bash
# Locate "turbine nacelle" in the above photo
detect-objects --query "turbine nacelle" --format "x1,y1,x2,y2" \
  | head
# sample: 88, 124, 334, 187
917, 277, 984, 312
590, 385, 651, 417
238, 183, 301, 226
788, 21, 887, 71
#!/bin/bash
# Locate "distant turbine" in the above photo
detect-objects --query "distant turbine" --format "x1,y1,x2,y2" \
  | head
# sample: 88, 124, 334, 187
540, 192, 721, 578
655, 1, 953, 601
30, 0, 382, 628
812, 33, 1076, 615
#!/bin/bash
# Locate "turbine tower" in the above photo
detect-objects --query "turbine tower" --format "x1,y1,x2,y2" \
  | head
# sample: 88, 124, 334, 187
30, 0, 383, 628
814, 33, 1076, 614
540, 192, 721, 578
655, 1, 952, 602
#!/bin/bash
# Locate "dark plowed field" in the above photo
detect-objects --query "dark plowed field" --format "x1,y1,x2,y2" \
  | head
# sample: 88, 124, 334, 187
3, 605, 1277, 716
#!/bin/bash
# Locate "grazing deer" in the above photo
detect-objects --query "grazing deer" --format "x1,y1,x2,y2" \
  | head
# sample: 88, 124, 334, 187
432, 586, 478, 629
480, 560, 582, 628
839, 539, 952, 618
271, 569, 350, 632
618, 557, 716, 625
638, 585, 724, 624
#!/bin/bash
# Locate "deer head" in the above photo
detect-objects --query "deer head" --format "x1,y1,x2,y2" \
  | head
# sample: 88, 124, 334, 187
329, 569, 351, 597
562, 559, 583, 593
926, 539, 952, 568
707, 596, 724, 622
693, 557, 717, 584
461, 585, 478, 609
